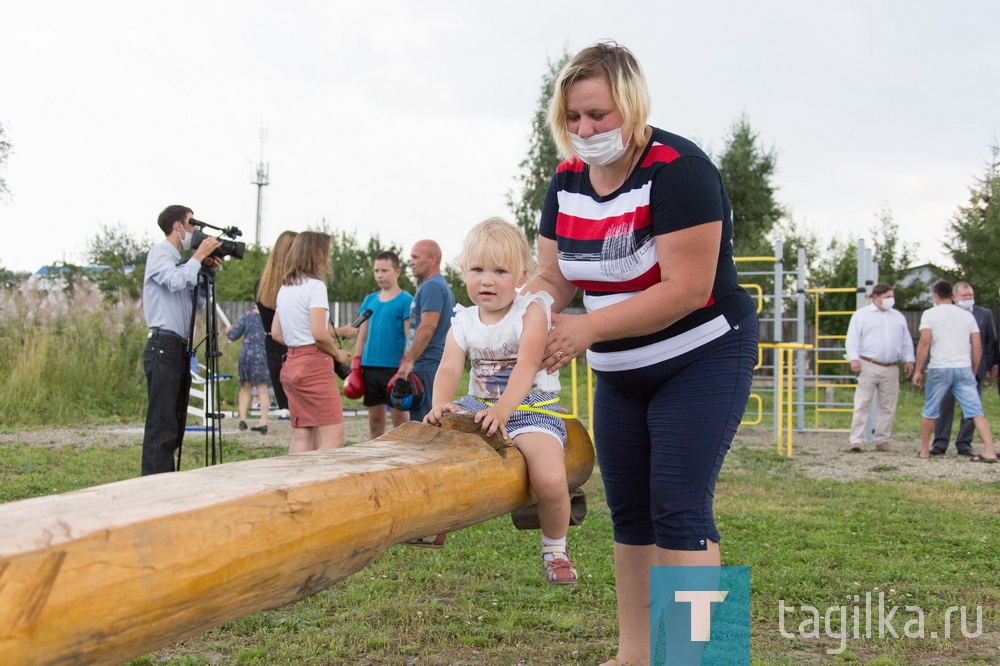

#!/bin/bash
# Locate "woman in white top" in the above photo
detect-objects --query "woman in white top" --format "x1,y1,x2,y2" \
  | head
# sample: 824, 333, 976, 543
271, 231, 351, 453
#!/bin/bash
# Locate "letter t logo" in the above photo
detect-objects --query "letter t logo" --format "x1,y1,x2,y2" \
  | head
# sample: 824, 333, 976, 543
675, 590, 729, 641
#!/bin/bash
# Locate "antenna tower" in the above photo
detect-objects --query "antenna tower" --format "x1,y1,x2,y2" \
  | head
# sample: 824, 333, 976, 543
252, 128, 270, 245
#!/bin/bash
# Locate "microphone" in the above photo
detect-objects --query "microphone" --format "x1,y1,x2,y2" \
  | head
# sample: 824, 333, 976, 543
351, 309, 373, 328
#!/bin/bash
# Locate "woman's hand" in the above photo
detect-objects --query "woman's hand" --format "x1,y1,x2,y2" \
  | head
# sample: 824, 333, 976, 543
542, 312, 596, 373
333, 348, 351, 365
424, 402, 461, 426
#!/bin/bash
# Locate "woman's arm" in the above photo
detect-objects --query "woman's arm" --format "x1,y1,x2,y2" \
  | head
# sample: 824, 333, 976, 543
270, 315, 285, 346
543, 222, 721, 370
310, 308, 347, 362
523, 237, 578, 313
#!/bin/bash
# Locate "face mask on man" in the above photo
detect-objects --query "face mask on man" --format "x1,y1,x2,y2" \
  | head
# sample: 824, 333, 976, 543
879, 297, 895, 311
957, 299, 974, 311
180, 227, 193, 251
570, 127, 630, 167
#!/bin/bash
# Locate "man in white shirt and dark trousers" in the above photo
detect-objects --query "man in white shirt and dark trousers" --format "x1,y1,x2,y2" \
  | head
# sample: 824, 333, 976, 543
845, 283, 916, 452
931, 281, 998, 456
913, 280, 997, 462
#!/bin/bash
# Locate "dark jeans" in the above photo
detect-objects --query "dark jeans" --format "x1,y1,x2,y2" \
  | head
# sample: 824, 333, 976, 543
142, 332, 192, 475
408, 366, 437, 423
932, 380, 982, 454
264, 337, 289, 410
593, 313, 758, 551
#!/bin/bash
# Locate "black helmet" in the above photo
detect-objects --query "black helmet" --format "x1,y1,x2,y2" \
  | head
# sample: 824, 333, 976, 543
388, 372, 425, 411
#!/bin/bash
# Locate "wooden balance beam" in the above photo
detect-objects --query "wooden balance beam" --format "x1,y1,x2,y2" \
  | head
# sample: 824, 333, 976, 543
0, 415, 594, 666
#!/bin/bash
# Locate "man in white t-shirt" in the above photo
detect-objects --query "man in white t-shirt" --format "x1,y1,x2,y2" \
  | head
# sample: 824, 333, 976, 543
912, 281, 997, 462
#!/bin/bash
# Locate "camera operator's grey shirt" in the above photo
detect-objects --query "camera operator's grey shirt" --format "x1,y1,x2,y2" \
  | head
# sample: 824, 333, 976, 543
142, 239, 206, 340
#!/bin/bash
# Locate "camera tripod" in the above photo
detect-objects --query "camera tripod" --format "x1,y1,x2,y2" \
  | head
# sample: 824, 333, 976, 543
180, 265, 226, 468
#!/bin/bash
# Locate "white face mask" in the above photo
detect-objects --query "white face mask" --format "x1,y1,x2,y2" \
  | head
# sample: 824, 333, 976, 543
879, 297, 895, 311
180, 227, 193, 251
957, 299, 974, 311
569, 127, 630, 166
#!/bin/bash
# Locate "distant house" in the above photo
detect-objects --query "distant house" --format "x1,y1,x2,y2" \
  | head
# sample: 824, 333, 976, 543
28, 264, 135, 288
896, 263, 945, 309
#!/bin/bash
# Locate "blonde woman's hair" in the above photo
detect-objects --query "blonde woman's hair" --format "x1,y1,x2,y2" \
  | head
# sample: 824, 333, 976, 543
548, 40, 650, 160
281, 231, 332, 285
257, 230, 299, 308
456, 217, 535, 281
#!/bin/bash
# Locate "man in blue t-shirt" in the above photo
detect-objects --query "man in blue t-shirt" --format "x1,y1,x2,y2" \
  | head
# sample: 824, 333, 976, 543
353, 251, 413, 439
398, 239, 455, 422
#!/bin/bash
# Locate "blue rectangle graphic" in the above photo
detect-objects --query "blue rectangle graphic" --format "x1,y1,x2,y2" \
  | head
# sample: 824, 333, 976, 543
650, 566, 750, 665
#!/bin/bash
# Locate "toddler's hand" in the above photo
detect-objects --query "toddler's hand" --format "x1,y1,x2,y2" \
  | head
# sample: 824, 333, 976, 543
475, 406, 511, 440
425, 402, 461, 426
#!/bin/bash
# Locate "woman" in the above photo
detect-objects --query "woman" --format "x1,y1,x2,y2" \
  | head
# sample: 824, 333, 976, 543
525, 42, 758, 665
256, 230, 298, 412
226, 304, 271, 433
271, 231, 351, 452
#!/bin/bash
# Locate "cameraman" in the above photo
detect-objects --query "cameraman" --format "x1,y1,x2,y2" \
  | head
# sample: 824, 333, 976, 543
141, 205, 221, 475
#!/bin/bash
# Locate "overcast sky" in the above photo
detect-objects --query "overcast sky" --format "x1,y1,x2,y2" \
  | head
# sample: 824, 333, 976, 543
2, 1, 998, 276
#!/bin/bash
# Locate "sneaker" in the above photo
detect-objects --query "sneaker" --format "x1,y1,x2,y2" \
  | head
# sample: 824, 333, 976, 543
930, 448, 947, 456
404, 533, 446, 548
541, 546, 578, 585
957, 450, 975, 457
875, 442, 896, 453
848, 444, 864, 452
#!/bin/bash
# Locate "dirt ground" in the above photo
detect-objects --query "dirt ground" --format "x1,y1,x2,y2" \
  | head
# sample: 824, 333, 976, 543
3, 418, 998, 484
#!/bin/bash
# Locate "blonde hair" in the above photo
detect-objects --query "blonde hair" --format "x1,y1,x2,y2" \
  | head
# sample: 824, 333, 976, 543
456, 217, 535, 281
281, 231, 332, 285
548, 41, 650, 160
257, 230, 299, 308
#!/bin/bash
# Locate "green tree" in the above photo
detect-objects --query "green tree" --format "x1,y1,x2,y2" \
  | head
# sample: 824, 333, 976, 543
716, 115, 786, 258
506, 52, 569, 248
869, 204, 924, 309
84, 223, 153, 302
946, 142, 1000, 309
214, 244, 269, 302
327, 229, 410, 302
0, 122, 11, 203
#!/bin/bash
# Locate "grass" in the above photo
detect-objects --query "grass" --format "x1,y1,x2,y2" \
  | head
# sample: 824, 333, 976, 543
4, 419, 999, 664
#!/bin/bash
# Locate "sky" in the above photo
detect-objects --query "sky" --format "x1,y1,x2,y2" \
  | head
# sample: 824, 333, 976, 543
1, 1, 998, 275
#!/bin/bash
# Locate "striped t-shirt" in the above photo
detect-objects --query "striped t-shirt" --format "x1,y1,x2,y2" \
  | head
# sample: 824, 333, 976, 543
539, 126, 754, 372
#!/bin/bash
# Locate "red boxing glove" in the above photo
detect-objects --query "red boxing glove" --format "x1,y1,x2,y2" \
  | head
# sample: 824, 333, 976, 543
343, 356, 364, 399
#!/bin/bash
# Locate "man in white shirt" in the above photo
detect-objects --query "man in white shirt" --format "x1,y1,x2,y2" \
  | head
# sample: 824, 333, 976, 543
912, 281, 997, 462
845, 283, 916, 452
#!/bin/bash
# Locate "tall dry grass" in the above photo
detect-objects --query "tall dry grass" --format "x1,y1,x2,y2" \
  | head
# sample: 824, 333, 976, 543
0, 277, 148, 426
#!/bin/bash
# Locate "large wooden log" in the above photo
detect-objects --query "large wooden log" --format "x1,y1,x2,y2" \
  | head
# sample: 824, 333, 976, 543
0, 416, 594, 666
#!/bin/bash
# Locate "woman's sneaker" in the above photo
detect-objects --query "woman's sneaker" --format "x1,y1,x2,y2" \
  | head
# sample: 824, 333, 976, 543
541, 546, 578, 584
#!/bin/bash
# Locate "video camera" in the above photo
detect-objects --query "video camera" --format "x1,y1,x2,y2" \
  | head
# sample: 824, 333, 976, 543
190, 219, 246, 260
334, 309, 373, 379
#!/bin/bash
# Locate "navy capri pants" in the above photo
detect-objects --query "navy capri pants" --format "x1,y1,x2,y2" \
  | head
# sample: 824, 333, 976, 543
593, 313, 757, 551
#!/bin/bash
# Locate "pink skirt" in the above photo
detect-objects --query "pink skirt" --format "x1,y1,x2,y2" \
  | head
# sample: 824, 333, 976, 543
280, 345, 343, 427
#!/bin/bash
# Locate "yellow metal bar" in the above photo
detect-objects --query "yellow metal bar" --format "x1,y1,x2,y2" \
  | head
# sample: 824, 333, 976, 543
734, 256, 779, 263
570, 357, 578, 419
740, 394, 763, 426
587, 364, 595, 442
808, 287, 857, 294
739, 283, 764, 313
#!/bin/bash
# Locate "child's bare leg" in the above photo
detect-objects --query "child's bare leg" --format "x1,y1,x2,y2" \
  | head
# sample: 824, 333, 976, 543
367, 405, 387, 440
390, 407, 409, 428
515, 432, 570, 539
